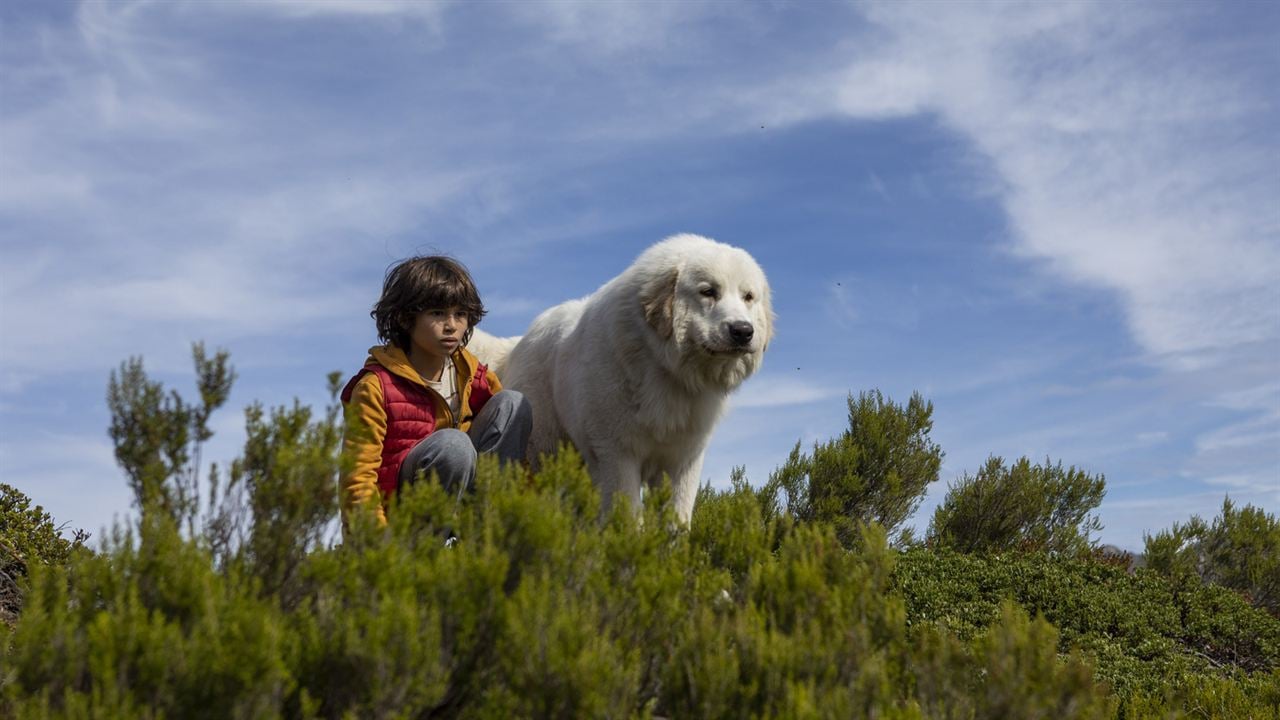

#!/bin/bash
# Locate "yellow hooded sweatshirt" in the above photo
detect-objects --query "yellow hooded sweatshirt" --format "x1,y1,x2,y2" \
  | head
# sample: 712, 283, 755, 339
340, 344, 502, 527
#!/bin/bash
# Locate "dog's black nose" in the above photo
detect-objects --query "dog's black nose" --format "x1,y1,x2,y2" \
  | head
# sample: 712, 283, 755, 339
728, 321, 754, 345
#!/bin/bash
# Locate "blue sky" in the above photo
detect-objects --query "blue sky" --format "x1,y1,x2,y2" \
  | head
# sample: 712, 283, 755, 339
2, 0, 1276, 551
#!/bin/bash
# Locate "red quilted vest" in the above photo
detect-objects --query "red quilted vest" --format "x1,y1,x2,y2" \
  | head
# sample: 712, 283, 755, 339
341, 361, 493, 497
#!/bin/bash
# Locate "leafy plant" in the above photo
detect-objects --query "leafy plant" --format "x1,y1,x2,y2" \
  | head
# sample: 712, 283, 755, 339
0, 484, 87, 626
928, 455, 1105, 556
1145, 496, 1280, 617
893, 546, 1280, 705
106, 342, 235, 534
761, 390, 943, 546
4, 356, 1276, 719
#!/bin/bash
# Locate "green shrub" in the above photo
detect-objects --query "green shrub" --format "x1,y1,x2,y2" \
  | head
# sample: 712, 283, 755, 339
5, 515, 292, 719
761, 390, 943, 546
107, 342, 235, 532
893, 547, 1280, 711
3, 447, 1124, 718
928, 455, 1105, 555
0, 484, 87, 627
1145, 496, 1280, 617
3, 355, 1274, 718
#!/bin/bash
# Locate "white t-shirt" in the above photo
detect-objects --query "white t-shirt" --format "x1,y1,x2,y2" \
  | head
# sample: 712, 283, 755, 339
423, 356, 460, 423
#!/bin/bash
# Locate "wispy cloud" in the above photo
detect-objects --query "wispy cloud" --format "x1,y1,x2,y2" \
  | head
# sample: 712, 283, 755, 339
0, 429, 127, 535
818, 2, 1280, 367
239, 0, 453, 20
1, 1, 488, 382
507, 1, 726, 56
743, 0, 1280, 515
731, 375, 837, 410
3, 1, 1276, 550
1205, 473, 1279, 496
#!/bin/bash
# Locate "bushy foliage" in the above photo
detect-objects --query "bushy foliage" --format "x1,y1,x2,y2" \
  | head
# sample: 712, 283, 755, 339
927, 455, 1105, 556
894, 547, 1280, 716
107, 342, 235, 534
1145, 496, 1280, 617
0, 485, 87, 626
216, 378, 344, 607
761, 390, 943, 545
4, 451, 1121, 719
3, 356, 1275, 718
106, 344, 342, 606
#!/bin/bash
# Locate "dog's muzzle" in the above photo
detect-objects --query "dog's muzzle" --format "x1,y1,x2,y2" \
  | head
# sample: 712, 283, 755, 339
727, 320, 754, 347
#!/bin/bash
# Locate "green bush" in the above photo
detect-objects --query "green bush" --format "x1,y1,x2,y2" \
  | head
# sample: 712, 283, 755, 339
3, 355, 1275, 718
107, 342, 235, 532
761, 390, 943, 546
1145, 497, 1280, 617
6, 516, 292, 719
12, 453, 1275, 718
893, 547, 1280, 712
3, 449, 1118, 718
928, 455, 1105, 555
0, 485, 87, 626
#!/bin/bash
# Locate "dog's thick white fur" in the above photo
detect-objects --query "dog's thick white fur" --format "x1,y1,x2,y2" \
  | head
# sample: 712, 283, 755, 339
469, 234, 773, 523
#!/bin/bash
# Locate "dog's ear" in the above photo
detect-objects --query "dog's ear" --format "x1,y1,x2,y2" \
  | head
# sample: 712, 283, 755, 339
640, 269, 678, 339
760, 303, 777, 351
759, 288, 776, 351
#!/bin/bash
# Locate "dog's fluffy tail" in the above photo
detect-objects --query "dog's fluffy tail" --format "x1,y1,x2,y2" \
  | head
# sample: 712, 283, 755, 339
467, 328, 521, 378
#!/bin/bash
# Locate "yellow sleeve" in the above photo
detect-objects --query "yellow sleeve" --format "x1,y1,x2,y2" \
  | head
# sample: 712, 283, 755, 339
341, 372, 389, 527
486, 366, 504, 395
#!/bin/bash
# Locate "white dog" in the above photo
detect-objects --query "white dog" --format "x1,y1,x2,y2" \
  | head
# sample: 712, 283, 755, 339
468, 234, 774, 523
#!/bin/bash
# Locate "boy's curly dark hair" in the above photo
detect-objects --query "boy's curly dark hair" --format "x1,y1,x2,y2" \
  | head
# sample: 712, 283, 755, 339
372, 256, 487, 350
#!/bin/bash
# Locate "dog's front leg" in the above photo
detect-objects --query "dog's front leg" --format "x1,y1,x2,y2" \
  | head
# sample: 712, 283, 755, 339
593, 454, 643, 518
669, 454, 705, 525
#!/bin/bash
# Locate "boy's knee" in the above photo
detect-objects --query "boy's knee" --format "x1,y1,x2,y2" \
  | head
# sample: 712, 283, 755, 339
433, 428, 477, 464
498, 390, 533, 422
424, 429, 477, 497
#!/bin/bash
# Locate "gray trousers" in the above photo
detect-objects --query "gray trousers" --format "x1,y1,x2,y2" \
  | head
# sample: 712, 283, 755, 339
397, 390, 532, 499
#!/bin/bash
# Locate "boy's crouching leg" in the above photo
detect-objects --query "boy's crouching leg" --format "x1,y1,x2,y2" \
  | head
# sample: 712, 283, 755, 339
468, 390, 533, 465
399, 428, 478, 501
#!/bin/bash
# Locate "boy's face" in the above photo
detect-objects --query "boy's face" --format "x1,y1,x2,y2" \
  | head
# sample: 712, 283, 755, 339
408, 307, 469, 361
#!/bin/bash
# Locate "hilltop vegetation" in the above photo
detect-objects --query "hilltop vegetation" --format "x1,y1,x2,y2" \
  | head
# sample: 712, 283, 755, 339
2, 346, 1277, 718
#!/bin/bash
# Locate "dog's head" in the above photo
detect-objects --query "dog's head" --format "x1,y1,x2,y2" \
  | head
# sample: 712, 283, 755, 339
637, 234, 774, 389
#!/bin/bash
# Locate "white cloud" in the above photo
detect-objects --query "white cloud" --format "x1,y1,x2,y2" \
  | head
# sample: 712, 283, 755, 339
225, 0, 453, 22
0, 1, 488, 385
739, 1, 1280, 526
0, 430, 130, 537
1135, 432, 1168, 445
508, 1, 724, 55
731, 375, 837, 410
849, 4, 1280, 363
1195, 417, 1280, 455
1205, 473, 1279, 496
757, 2, 1280, 369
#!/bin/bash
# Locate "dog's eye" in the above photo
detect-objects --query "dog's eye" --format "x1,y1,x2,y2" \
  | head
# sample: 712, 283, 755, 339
743, 292, 755, 303
699, 286, 718, 299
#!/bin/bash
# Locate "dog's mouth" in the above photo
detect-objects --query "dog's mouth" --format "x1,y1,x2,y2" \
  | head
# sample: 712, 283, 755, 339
699, 343, 754, 357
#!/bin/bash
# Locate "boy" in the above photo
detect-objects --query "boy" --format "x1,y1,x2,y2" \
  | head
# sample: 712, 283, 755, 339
340, 255, 531, 528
